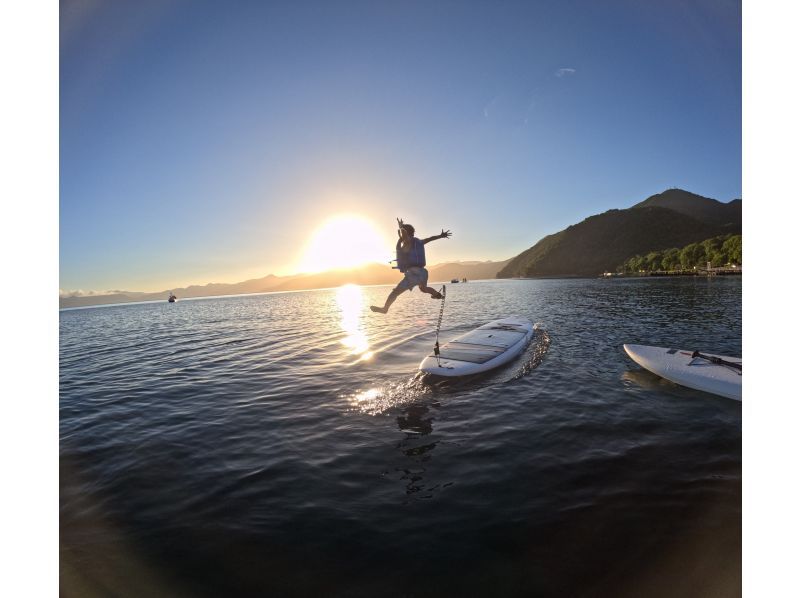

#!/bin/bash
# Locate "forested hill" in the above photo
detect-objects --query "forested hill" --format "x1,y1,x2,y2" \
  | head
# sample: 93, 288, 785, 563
497, 189, 741, 278
632, 189, 741, 226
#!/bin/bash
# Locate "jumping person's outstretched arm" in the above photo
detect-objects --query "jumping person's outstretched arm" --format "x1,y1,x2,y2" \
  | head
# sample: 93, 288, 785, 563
398, 229, 410, 249
422, 229, 452, 244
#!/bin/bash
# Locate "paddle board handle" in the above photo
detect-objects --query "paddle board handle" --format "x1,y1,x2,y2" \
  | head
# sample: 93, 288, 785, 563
689, 350, 742, 371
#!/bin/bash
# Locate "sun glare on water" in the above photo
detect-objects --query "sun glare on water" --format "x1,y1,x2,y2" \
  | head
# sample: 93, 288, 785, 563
336, 284, 372, 360
297, 215, 391, 273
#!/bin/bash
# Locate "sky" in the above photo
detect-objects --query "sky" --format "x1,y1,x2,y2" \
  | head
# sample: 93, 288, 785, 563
60, 0, 742, 293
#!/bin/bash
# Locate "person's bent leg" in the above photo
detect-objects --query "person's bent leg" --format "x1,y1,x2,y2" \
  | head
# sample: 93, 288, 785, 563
420, 285, 443, 299
416, 269, 441, 299
370, 287, 404, 313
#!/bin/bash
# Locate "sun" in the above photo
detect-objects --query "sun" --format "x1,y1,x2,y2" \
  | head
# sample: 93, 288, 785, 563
297, 215, 392, 273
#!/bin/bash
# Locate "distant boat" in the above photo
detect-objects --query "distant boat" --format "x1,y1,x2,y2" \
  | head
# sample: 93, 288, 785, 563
450, 278, 460, 283
168, 292, 177, 303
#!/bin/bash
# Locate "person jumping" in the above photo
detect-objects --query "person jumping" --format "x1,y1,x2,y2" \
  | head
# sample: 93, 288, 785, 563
370, 218, 452, 314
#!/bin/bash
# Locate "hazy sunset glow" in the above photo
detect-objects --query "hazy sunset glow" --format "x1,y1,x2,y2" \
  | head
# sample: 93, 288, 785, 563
297, 215, 392, 274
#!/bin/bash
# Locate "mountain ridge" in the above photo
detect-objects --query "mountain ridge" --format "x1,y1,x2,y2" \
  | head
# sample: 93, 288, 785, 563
633, 188, 741, 226
59, 259, 510, 308
497, 189, 741, 278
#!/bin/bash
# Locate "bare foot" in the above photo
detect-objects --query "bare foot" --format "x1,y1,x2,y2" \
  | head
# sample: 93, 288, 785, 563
430, 291, 443, 300
370, 305, 388, 313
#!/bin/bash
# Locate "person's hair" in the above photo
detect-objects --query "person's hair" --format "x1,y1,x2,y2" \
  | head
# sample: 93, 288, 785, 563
402, 223, 415, 236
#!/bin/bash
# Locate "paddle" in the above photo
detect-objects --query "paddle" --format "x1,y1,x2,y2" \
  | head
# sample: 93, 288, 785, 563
683, 350, 742, 372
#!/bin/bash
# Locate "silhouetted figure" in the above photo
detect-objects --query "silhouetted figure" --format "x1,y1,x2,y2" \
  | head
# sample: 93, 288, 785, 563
370, 219, 451, 314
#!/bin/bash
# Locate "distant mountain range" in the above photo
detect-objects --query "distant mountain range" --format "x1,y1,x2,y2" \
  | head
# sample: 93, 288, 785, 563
59, 259, 510, 309
497, 189, 741, 278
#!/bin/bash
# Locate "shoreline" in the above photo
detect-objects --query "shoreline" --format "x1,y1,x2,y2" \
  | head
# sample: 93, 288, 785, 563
600, 270, 742, 279
60, 275, 742, 311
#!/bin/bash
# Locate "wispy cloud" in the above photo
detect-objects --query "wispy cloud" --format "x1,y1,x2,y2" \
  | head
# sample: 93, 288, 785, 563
523, 98, 536, 127
555, 68, 576, 78
482, 95, 499, 119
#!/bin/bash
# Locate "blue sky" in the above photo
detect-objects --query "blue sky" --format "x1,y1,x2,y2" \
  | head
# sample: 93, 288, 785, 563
60, 0, 741, 292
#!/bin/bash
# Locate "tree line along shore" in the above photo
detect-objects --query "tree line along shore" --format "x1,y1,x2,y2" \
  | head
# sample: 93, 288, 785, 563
616, 234, 741, 275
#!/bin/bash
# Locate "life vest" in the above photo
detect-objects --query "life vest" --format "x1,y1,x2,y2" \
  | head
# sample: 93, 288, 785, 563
396, 238, 426, 272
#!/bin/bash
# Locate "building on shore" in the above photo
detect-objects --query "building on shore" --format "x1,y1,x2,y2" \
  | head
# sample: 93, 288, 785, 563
602, 263, 741, 278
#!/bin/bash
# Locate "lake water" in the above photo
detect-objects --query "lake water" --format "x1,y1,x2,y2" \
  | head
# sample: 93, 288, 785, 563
60, 277, 741, 597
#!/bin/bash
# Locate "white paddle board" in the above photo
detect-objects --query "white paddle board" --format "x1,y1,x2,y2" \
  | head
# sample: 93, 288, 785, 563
420, 317, 533, 377
623, 344, 741, 401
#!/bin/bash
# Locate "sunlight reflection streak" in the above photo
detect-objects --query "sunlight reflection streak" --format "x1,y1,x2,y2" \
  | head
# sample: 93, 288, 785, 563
336, 284, 371, 358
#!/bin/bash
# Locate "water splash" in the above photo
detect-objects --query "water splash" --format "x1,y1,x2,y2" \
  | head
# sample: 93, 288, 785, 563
507, 323, 551, 381
346, 373, 432, 415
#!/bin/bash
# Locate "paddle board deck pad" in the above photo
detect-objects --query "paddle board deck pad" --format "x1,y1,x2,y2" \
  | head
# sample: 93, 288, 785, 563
420, 317, 533, 377
623, 344, 741, 401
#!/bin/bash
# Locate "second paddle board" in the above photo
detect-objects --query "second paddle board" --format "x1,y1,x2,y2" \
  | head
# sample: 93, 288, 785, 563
623, 343, 741, 401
